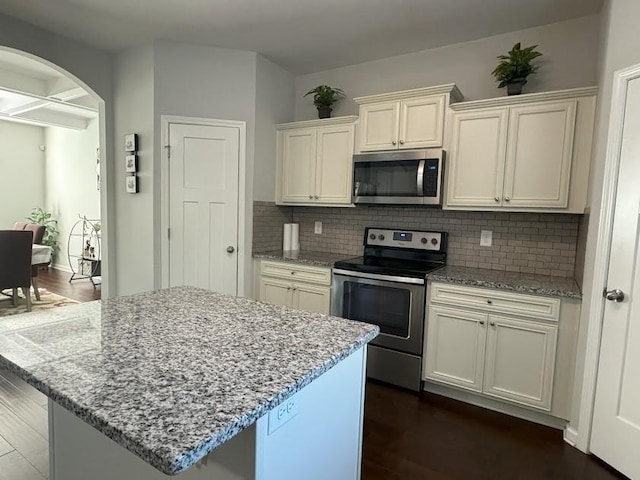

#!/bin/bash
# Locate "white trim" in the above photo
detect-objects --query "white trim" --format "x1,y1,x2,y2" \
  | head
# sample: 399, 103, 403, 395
160, 115, 247, 297
450, 86, 599, 111
572, 64, 640, 452
276, 115, 358, 130
52, 263, 72, 274
354, 83, 463, 104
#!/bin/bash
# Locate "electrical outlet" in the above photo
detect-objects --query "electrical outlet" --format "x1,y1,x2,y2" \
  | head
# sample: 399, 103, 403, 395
480, 230, 493, 247
268, 395, 299, 435
314, 221, 322, 234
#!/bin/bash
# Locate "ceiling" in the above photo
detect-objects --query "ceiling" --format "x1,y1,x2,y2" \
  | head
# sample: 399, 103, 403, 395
0, 50, 97, 130
0, 0, 603, 74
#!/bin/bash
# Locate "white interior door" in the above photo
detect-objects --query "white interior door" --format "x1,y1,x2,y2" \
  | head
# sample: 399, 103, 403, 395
591, 75, 640, 479
169, 122, 240, 295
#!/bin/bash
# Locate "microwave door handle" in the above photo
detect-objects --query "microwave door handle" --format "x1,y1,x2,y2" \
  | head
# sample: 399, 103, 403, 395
417, 160, 425, 196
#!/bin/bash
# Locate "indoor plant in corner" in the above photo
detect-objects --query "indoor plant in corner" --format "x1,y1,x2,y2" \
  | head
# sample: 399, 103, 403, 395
26, 207, 60, 256
304, 85, 345, 118
492, 42, 543, 95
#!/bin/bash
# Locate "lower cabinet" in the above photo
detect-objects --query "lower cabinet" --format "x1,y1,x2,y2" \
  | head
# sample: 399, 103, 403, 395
257, 261, 331, 315
424, 283, 568, 414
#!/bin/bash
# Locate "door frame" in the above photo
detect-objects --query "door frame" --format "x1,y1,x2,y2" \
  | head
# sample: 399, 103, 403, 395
569, 64, 640, 452
160, 115, 248, 296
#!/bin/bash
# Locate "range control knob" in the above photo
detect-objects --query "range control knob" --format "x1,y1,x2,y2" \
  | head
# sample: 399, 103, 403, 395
378, 234, 385, 241
421, 237, 428, 244
370, 233, 376, 240
431, 238, 438, 245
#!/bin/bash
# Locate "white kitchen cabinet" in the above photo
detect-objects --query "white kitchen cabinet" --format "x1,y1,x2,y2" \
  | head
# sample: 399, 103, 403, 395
424, 282, 580, 419
424, 305, 487, 393
483, 315, 557, 411
277, 117, 357, 206
445, 87, 597, 213
354, 84, 462, 152
257, 260, 331, 315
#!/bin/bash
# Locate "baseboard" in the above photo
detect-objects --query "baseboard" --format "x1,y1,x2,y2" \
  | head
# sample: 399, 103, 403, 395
52, 264, 72, 274
423, 381, 568, 430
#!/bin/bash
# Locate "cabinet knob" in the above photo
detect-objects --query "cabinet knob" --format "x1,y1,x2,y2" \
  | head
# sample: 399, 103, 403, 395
391, 140, 397, 145
490, 321, 496, 327
494, 197, 500, 202
504, 196, 511, 202
479, 321, 485, 326
308, 194, 313, 199
487, 299, 492, 305
314, 195, 319, 199
399, 140, 405, 145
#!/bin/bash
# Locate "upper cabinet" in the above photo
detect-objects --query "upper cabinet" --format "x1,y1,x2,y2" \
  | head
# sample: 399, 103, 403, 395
354, 84, 463, 152
445, 87, 598, 213
277, 116, 357, 206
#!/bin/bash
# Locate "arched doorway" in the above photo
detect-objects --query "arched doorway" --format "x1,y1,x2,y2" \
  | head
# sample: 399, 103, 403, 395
0, 46, 112, 299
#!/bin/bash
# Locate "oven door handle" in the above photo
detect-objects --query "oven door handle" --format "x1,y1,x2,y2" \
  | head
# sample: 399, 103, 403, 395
333, 269, 425, 285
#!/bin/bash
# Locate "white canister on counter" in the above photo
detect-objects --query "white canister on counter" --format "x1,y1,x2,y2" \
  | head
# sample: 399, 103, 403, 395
283, 223, 292, 251
291, 223, 300, 251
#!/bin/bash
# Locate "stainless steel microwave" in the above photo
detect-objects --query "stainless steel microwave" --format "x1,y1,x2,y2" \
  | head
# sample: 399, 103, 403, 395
352, 149, 445, 206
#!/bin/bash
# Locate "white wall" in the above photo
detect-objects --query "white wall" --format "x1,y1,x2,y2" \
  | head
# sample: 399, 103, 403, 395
294, 14, 601, 120
45, 119, 100, 271
113, 43, 155, 296
0, 121, 45, 228
254, 55, 295, 203
570, 0, 640, 444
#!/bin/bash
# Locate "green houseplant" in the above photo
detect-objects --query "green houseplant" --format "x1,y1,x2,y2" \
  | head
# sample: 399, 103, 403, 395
304, 85, 345, 119
26, 207, 60, 255
492, 43, 543, 95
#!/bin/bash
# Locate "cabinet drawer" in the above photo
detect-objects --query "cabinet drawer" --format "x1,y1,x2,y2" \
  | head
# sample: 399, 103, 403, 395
260, 261, 331, 286
430, 283, 560, 321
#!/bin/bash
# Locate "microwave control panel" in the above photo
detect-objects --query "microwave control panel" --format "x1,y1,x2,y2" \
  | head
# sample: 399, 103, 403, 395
365, 228, 443, 251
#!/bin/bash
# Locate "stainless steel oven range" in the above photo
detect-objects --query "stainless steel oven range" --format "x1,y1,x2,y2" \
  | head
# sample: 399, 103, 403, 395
331, 227, 447, 391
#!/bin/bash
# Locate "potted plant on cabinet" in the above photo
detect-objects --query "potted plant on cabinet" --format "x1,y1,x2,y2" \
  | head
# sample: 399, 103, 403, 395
492, 42, 543, 95
304, 85, 345, 118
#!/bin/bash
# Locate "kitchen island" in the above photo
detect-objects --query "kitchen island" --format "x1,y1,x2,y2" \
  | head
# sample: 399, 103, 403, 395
0, 287, 378, 479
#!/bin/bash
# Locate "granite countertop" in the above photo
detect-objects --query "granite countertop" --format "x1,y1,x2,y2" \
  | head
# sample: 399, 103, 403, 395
253, 250, 354, 268
427, 266, 582, 299
0, 287, 378, 476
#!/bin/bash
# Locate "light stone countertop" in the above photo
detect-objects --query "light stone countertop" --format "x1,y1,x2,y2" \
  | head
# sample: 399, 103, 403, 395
253, 250, 355, 268
0, 287, 378, 475
427, 265, 582, 299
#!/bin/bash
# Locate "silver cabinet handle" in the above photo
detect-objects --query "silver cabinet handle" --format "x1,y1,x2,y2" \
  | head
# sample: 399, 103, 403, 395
226, 246, 235, 253
505, 197, 511, 202
391, 140, 397, 145
399, 140, 405, 145
494, 197, 500, 202
605, 289, 625, 302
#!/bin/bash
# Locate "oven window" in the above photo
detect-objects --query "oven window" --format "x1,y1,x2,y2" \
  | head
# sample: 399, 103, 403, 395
353, 160, 420, 197
343, 282, 411, 337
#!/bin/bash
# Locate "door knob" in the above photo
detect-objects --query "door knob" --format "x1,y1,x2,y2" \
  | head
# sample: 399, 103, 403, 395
605, 289, 625, 302
226, 246, 235, 253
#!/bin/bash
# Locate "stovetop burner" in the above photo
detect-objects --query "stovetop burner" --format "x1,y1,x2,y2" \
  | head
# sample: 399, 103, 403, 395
334, 227, 448, 279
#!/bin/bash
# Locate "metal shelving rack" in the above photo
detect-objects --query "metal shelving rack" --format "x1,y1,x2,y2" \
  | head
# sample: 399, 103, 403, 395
68, 216, 101, 288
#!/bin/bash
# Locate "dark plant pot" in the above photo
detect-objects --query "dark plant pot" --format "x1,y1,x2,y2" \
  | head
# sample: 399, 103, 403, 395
317, 106, 332, 119
506, 80, 526, 96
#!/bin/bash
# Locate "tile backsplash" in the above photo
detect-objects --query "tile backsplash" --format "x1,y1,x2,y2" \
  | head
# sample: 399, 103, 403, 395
253, 202, 581, 278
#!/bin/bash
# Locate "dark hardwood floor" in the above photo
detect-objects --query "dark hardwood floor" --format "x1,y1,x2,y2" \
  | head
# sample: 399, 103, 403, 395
362, 381, 627, 480
35, 267, 101, 303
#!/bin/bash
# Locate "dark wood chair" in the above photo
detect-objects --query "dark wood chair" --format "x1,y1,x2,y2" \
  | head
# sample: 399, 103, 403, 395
13, 222, 47, 301
0, 230, 33, 312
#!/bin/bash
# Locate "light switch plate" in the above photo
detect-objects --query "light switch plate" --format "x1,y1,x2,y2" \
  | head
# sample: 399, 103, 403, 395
480, 230, 493, 247
314, 221, 322, 234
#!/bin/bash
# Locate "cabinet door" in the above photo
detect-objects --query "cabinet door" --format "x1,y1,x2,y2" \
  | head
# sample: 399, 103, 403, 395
424, 305, 487, 392
483, 315, 558, 411
446, 108, 509, 207
503, 101, 577, 208
293, 283, 331, 315
358, 101, 400, 152
399, 96, 445, 149
315, 124, 355, 204
259, 277, 292, 307
280, 128, 316, 203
